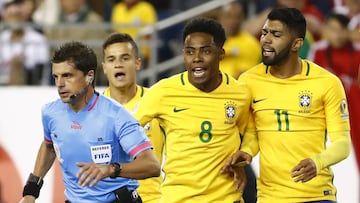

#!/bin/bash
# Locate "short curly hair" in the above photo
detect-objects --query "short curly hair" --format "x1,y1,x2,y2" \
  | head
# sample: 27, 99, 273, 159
182, 17, 226, 48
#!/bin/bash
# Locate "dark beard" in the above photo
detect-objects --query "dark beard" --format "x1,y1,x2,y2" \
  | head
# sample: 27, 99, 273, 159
262, 43, 292, 66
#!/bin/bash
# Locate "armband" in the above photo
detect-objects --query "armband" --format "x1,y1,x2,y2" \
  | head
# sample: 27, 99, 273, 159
22, 173, 44, 198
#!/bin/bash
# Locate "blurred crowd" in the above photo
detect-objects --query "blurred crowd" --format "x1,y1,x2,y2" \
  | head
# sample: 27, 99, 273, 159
0, 0, 360, 162
0, 0, 358, 86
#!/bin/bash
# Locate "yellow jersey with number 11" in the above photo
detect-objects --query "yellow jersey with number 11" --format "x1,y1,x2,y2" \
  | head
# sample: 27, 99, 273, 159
239, 60, 350, 203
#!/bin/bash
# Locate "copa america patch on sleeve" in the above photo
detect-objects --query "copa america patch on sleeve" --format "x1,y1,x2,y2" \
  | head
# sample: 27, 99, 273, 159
339, 99, 349, 119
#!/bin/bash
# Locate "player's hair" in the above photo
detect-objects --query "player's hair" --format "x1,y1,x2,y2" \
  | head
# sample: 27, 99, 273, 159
182, 17, 226, 48
102, 32, 139, 58
267, 7, 306, 39
52, 41, 97, 75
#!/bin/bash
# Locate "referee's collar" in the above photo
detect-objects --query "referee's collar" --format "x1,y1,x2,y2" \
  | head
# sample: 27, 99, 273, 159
87, 91, 99, 111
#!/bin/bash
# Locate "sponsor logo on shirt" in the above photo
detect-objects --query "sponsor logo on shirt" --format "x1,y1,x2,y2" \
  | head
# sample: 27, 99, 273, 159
70, 121, 82, 129
173, 107, 189, 112
252, 98, 267, 103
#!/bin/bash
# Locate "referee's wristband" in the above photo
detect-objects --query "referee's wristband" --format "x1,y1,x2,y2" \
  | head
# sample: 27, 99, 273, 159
22, 173, 44, 198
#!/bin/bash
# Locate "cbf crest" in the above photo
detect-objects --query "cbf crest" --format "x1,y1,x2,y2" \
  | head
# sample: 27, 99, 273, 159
224, 101, 237, 124
298, 90, 312, 113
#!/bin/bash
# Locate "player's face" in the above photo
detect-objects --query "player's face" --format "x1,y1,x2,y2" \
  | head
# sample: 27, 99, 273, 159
183, 32, 224, 92
102, 42, 141, 89
260, 20, 293, 66
52, 61, 87, 103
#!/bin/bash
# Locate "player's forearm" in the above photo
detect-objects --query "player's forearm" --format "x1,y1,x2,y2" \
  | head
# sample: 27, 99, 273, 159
240, 129, 259, 157
311, 131, 350, 173
119, 149, 160, 179
32, 141, 56, 177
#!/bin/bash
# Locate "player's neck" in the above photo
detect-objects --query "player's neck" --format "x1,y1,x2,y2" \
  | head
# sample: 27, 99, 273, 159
269, 57, 302, 79
195, 72, 222, 93
109, 83, 137, 105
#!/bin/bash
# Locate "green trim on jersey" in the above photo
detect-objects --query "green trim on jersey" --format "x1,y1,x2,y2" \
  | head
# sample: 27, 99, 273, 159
181, 73, 185, 85
225, 73, 229, 84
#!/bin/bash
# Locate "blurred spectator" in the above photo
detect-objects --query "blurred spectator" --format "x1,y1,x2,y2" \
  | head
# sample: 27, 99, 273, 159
307, 13, 360, 95
32, 0, 60, 26
218, 1, 261, 79
0, 0, 49, 85
111, 0, 157, 67
333, 0, 360, 43
311, 0, 333, 17
38, 0, 108, 85
307, 13, 360, 173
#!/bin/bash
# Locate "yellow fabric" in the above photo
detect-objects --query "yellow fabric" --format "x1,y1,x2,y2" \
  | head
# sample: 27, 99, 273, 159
239, 60, 351, 202
134, 72, 251, 203
111, 1, 157, 59
103, 85, 163, 203
220, 31, 261, 78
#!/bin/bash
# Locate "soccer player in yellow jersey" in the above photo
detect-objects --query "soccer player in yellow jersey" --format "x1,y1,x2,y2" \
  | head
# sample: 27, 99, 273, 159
101, 33, 163, 203
221, 8, 351, 203
134, 17, 252, 203
218, 2, 261, 79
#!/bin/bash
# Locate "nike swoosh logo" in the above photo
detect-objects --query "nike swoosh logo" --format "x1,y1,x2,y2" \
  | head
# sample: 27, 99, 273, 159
252, 98, 267, 104
173, 107, 189, 112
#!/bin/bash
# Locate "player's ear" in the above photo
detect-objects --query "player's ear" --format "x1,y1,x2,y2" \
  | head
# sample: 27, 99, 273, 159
219, 48, 225, 60
292, 38, 304, 52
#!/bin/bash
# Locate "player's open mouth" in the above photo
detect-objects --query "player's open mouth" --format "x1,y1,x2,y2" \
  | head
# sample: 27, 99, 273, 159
115, 72, 125, 80
192, 67, 206, 77
262, 48, 274, 57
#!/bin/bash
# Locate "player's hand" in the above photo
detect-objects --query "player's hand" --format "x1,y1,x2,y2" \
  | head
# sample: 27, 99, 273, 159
221, 150, 252, 174
230, 165, 247, 192
220, 150, 252, 192
76, 162, 112, 187
19, 195, 36, 203
291, 158, 317, 183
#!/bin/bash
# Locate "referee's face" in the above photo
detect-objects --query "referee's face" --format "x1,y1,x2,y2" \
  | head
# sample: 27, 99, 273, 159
183, 32, 224, 92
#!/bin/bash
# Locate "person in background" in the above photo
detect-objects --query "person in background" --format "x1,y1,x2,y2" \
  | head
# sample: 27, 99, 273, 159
333, 0, 360, 43
40, 0, 108, 85
222, 7, 351, 202
218, 1, 261, 79
102, 32, 163, 203
111, 0, 157, 68
134, 17, 252, 203
19, 41, 160, 203
307, 13, 360, 91
0, 0, 49, 85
